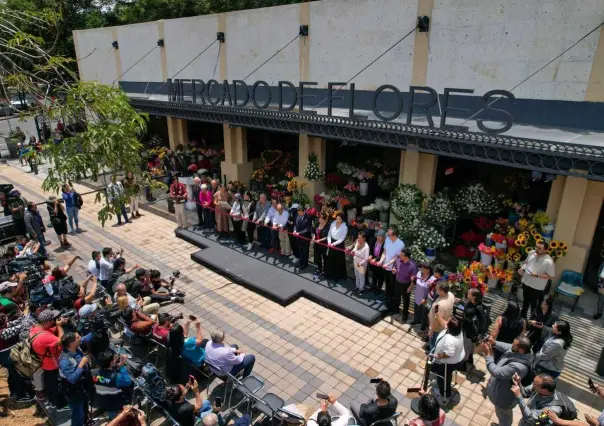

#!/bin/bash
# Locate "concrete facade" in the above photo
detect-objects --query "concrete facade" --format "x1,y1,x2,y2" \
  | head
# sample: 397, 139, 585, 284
73, 0, 604, 279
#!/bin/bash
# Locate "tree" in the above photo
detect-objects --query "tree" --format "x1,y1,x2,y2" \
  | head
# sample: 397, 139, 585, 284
0, 4, 158, 225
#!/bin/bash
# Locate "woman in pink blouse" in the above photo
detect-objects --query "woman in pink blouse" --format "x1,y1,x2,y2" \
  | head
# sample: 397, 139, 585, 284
198, 184, 214, 229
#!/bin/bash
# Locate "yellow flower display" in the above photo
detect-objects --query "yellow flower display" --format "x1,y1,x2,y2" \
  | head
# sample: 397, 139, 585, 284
549, 240, 559, 249
513, 253, 521, 262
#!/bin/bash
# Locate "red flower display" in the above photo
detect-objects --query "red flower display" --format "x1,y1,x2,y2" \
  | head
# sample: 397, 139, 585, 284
454, 245, 473, 260
474, 216, 494, 231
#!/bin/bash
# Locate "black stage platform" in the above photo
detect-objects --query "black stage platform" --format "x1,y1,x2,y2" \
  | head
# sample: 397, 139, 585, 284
176, 228, 388, 326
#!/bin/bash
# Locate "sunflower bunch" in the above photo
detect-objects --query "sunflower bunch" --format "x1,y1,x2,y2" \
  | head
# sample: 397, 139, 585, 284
548, 240, 569, 261
506, 252, 522, 263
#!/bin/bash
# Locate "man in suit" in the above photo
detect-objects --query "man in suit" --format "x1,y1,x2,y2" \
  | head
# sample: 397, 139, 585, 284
293, 206, 313, 269
367, 229, 386, 294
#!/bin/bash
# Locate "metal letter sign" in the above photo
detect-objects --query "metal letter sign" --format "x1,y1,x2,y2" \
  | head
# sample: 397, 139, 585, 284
166, 79, 515, 135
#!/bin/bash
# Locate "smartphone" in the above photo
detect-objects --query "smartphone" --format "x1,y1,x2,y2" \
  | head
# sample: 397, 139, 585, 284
370, 378, 382, 384
316, 393, 329, 400
215, 397, 223, 408
589, 378, 597, 393
406, 387, 421, 393
189, 315, 197, 321
189, 375, 195, 384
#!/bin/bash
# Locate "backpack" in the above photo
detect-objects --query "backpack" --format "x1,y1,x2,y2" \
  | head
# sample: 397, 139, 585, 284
58, 277, 80, 306
10, 330, 46, 377
552, 392, 578, 420
75, 193, 84, 209
139, 363, 166, 402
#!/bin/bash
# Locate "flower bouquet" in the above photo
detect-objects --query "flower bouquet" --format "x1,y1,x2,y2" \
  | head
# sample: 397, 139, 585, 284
474, 216, 494, 232
232, 180, 246, 193
287, 178, 306, 193
303, 152, 324, 181
285, 170, 296, 179
425, 191, 458, 225
548, 240, 569, 261
461, 230, 485, 246
314, 193, 325, 207
391, 184, 425, 231
379, 177, 398, 194
453, 183, 501, 215
187, 163, 198, 173
325, 173, 347, 189
478, 243, 499, 266
337, 161, 357, 176
454, 245, 474, 261
489, 232, 508, 250
252, 169, 268, 182
414, 224, 449, 250
336, 195, 351, 210
261, 150, 284, 171
344, 183, 359, 193
375, 198, 391, 223
448, 262, 488, 298
409, 244, 430, 264
353, 169, 374, 182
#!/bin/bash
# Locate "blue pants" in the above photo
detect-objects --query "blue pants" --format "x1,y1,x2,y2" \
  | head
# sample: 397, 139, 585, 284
229, 347, 256, 378
37, 233, 47, 256
66, 205, 79, 231
68, 395, 88, 426
116, 203, 129, 224
429, 332, 439, 352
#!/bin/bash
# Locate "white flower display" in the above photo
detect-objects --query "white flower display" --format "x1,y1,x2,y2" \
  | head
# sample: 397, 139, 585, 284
414, 224, 448, 249
425, 191, 458, 225
391, 184, 425, 232
374, 198, 390, 212
303, 152, 324, 181
409, 244, 430, 264
336, 161, 357, 176
362, 204, 377, 214
453, 183, 501, 215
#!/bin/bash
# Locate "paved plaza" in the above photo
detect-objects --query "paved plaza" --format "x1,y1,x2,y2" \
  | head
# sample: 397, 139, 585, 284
2, 163, 604, 426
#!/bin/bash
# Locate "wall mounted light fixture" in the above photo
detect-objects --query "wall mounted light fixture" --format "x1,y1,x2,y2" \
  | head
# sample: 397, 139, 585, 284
418, 16, 430, 32
299, 25, 309, 36
111, 41, 119, 49
217, 32, 225, 43
157, 39, 165, 47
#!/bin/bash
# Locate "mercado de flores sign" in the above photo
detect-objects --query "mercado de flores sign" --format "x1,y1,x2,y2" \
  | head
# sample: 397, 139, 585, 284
167, 78, 516, 135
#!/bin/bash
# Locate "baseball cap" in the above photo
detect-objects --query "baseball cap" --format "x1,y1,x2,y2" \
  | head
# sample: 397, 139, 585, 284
78, 303, 98, 318
0, 281, 18, 293
38, 309, 61, 323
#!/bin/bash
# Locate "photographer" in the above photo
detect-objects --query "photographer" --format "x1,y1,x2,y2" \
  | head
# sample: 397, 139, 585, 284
350, 379, 397, 426
0, 313, 34, 401
58, 331, 93, 426
24, 201, 48, 257
149, 269, 185, 298
87, 251, 101, 279
121, 307, 154, 335
0, 272, 27, 312
308, 394, 351, 426
30, 309, 69, 409
91, 349, 133, 419
110, 258, 140, 293
166, 379, 203, 426
510, 373, 570, 426
73, 275, 98, 312
152, 312, 179, 345
133, 269, 184, 305
167, 317, 204, 382
114, 283, 160, 316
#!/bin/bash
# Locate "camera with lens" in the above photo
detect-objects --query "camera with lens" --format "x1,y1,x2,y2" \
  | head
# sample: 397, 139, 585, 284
531, 412, 553, 426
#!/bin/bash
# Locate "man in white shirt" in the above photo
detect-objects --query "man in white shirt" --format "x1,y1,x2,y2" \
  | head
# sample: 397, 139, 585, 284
263, 198, 279, 252
99, 246, 122, 292
378, 228, 405, 315
204, 330, 255, 378
114, 283, 160, 315
267, 203, 290, 255
430, 316, 465, 405
519, 241, 555, 318
87, 251, 101, 279
308, 394, 350, 426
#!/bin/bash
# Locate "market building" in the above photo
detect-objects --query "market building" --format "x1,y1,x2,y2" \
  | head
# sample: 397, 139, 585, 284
73, 0, 604, 289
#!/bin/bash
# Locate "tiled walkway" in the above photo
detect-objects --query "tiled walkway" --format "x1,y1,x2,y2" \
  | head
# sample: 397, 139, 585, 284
2, 163, 604, 426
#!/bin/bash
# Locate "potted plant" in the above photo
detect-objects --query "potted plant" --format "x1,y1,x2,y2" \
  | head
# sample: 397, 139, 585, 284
478, 243, 498, 266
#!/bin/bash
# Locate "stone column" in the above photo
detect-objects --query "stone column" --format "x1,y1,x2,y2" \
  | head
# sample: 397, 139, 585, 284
399, 150, 437, 195
545, 175, 566, 222
298, 133, 326, 199
166, 117, 188, 150
220, 124, 253, 184
550, 175, 603, 283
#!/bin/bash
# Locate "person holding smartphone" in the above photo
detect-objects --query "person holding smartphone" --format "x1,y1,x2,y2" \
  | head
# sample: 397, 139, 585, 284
308, 393, 350, 426
107, 405, 147, 426
167, 317, 205, 382
166, 378, 203, 426
544, 379, 604, 426
350, 379, 397, 426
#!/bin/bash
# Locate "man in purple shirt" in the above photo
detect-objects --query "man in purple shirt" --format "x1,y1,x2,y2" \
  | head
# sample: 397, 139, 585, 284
391, 249, 417, 322
204, 331, 255, 378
